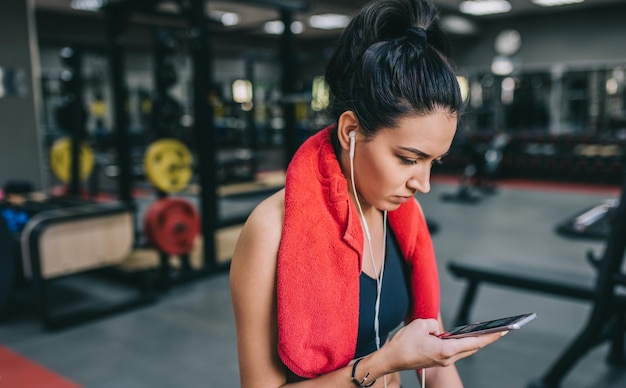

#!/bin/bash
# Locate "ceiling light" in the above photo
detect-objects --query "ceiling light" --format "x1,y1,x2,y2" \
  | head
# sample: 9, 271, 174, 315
606, 78, 618, 95
531, 0, 584, 6
460, 0, 512, 16
501, 77, 516, 104
309, 13, 350, 30
501, 77, 516, 91
494, 29, 522, 56
210, 11, 240, 26
439, 15, 478, 35
491, 56, 514, 75
264, 21, 285, 35
70, 0, 105, 11
263, 21, 304, 35
232, 79, 253, 103
156, 1, 179, 13
291, 21, 304, 34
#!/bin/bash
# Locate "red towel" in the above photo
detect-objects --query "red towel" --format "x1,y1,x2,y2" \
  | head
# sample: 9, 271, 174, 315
277, 125, 440, 378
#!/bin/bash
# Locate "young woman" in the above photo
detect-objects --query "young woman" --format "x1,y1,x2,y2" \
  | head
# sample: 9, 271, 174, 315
230, 0, 504, 386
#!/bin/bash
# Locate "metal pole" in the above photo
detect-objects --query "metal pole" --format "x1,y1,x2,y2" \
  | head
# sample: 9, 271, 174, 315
188, 0, 218, 269
245, 58, 259, 152
68, 48, 84, 197
245, 56, 258, 176
279, 8, 298, 167
106, 8, 133, 203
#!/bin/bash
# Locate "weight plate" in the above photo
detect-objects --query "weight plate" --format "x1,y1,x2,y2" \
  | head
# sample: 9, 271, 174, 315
49, 137, 94, 182
144, 139, 193, 193
143, 197, 200, 255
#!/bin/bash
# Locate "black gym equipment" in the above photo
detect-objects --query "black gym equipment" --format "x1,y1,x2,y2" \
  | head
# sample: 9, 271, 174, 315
0, 216, 15, 318
0, 181, 156, 330
440, 132, 510, 204
21, 202, 156, 330
555, 198, 617, 240
103, 0, 308, 278
447, 153, 626, 387
1, 180, 34, 317
55, 46, 90, 198
151, 28, 184, 140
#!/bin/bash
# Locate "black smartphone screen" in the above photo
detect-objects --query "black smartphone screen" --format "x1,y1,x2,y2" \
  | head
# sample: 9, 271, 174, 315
438, 313, 537, 339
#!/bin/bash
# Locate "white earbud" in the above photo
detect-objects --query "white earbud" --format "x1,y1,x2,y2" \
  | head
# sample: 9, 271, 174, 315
349, 130, 356, 159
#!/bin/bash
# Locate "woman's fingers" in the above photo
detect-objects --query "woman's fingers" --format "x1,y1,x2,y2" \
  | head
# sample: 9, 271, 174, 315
440, 331, 505, 363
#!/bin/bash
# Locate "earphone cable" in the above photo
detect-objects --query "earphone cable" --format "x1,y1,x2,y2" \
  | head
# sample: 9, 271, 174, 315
349, 136, 388, 388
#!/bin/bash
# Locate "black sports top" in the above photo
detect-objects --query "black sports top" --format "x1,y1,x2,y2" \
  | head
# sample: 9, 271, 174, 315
355, 228, 411, 359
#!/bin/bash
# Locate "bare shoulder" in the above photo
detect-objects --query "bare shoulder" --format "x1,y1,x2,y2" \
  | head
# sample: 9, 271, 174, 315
231, 188, 285, 271
230, 189, 287, 385
241, 188, 285, 245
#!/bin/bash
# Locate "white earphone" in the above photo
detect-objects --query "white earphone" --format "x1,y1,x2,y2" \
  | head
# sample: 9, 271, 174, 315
347, 128, 387, 366
349, 130, 356, 159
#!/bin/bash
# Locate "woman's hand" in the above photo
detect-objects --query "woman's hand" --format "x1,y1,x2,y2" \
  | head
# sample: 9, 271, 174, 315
379, 318, 504, 372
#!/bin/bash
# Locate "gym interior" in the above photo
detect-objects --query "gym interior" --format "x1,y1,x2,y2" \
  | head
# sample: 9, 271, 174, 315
1, 1, 626, 387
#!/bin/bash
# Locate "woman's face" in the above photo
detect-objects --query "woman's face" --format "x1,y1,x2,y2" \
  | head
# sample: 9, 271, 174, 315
352, 111, 457, 211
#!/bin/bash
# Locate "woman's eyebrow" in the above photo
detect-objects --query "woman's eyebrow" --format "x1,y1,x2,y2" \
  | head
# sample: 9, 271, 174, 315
399, 146, 430, 158
398, 147, 450, 159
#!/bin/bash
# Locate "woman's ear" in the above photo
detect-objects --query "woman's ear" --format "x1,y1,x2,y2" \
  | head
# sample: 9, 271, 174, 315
337, 111, 359, 153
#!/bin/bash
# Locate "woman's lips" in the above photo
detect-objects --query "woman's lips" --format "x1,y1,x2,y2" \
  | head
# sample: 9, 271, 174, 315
393, 195, 412, 203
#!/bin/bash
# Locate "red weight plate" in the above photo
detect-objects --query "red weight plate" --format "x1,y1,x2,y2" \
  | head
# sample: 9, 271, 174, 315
144, 198, 200, 255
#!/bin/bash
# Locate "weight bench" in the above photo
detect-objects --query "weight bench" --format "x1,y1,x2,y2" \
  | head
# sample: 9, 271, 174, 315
448, 258, 600, 326
20, 202, 156, 330
447, 162, 626, 388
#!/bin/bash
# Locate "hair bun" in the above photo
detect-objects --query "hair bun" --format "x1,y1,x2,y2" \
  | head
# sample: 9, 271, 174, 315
407, 26, 427, 44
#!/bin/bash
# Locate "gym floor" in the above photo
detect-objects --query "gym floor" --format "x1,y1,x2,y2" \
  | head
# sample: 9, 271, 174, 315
1, 177, 625, 388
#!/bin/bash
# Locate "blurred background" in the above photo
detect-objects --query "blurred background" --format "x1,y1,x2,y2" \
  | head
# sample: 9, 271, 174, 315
1, 1, 626, 388
4, 0, 626, 191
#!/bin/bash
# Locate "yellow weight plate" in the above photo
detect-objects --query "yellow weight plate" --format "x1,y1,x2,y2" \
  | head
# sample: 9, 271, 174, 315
50, 138, 95, 183
143, 138, 193, 193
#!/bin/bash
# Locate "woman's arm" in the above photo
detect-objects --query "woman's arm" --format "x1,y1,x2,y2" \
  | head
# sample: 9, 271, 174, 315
230, 190, 287, 387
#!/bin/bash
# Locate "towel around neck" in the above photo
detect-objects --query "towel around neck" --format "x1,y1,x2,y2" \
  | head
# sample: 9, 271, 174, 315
276, 125, 440, 378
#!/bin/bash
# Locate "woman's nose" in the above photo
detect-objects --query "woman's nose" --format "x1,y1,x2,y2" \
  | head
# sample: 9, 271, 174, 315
407, 166, 431, 194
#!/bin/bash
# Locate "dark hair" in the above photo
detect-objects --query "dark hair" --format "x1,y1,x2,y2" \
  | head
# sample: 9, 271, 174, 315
325, 0, 462, 136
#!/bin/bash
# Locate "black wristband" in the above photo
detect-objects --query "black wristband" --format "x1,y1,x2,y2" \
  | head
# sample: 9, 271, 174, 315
351, 358, 376, 387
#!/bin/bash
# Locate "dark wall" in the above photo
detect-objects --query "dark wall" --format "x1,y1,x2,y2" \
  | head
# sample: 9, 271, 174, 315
0, 1, 46, 189
451, 4, 626, 73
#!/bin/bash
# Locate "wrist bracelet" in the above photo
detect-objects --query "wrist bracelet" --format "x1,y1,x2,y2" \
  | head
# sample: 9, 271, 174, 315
351, 358, 376, 387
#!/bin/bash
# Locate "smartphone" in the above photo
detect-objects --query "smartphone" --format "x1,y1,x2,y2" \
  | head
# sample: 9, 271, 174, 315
438, 313, 537, 339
